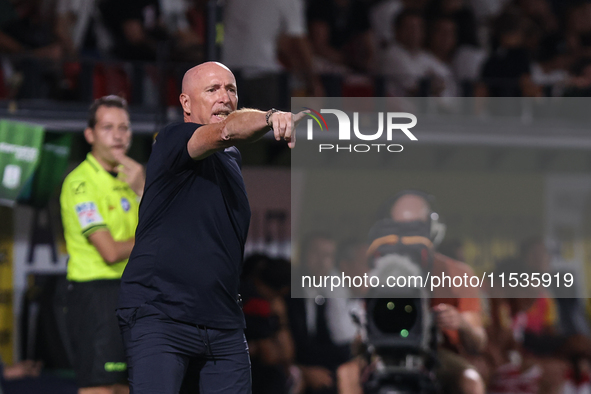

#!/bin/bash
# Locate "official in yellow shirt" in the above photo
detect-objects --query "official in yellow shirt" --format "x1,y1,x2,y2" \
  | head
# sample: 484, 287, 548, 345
60, 95, 144, 394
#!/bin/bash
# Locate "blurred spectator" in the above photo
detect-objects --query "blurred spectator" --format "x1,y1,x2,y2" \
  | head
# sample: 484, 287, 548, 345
241, 254, 295, 394
516, 0, 558, 35
454, 54, 488, 96
487, 238, 591, 394
507, 0, 557, 61
99, 0, 200, 62
425, 15, 488, 96
477, 12, 540, 97
0, 0, 61, 58
158, 0, 202, 61
563, 57, 591, 96
94, 0, 161, 61
54, 0, 112, 58
222, 0, 321, 110
380, 10, 453, 96
427, 0, 479, 47
288, 233, 356, 394
335, 239, 370, 298
519, 237, 591, 338
307, 0, 374, 73
425, 17, 460, 97
564, 2, 591, 58
486, 268, 567, 394
370, 0, 404, 51
330, 239, 368, 394
468, 0, 512, 21
0, 0, 64, 98
530, 34, 569, 96
369, 0, 429, 54
185, 0, 206, 45
486, 294, 547, 394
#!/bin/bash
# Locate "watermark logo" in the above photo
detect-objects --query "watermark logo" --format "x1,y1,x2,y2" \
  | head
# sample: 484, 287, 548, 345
303, 107, 329, 133
303, 109, 417, 153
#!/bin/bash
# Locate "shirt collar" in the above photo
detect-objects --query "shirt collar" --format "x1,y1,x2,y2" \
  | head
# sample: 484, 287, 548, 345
85, 152, 103, 173
85, 153, 118, 179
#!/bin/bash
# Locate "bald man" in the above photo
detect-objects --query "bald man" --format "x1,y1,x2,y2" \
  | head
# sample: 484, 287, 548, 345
117, 62, 305, 394
391, 193, 487, 394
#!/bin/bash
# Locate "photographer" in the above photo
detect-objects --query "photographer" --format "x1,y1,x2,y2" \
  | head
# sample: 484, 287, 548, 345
388, 192, 487, 394
344, 192, 487, 394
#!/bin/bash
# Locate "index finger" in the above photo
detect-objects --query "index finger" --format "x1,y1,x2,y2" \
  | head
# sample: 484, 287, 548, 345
286, 113, 297, 149
288, 110, 310, 149
114, 153, 137, 168
293, 110, 310, 126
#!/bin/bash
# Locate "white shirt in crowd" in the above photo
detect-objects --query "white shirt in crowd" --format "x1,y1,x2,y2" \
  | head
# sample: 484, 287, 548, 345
379, 42, 488, 97
452, 45, 487, 82
56, 0, 112, 53
380, 43, 457, 96
222, 0, 306, 76
302, 269, 360, 346
369, 0, 403, 46
530, 63, 569, 97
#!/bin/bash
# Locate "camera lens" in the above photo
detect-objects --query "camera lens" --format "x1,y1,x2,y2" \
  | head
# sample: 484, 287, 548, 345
371, 298, 418, 336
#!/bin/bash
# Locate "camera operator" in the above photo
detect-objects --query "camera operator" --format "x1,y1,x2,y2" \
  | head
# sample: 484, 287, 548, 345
388, 192, 487, 394
336, 192, 487, 394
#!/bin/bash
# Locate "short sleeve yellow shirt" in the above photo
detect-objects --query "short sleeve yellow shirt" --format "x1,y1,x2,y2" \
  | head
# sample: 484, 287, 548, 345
60, 153, 140, 281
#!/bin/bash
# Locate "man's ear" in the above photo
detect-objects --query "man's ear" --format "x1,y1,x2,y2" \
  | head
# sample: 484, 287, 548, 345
179, 93, 190, 115
84, 127, 94, 145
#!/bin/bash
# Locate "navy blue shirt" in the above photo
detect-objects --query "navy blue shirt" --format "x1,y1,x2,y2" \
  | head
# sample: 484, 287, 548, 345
118, 122, 250, 329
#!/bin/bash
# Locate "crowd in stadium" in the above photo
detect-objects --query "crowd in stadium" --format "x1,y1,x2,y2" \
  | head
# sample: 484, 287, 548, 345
2, 0, 591, 102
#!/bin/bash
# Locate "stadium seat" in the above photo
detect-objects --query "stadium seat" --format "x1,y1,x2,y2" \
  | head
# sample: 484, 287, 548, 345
341, 75, 375, 97
93, 63, 132, 102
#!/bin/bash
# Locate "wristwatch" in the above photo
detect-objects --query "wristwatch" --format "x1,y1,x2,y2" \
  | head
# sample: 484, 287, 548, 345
266, 108, 279, 127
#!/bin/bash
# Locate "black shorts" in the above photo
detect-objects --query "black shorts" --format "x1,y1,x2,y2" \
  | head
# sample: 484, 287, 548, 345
67, 279, 127, 388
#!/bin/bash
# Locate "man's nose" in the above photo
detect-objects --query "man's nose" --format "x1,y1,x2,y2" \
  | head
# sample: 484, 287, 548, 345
216, 88, 232, 104
113, 128, 126, 141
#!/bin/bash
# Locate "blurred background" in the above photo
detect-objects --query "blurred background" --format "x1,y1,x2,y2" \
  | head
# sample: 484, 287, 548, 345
2, 0, 591, 393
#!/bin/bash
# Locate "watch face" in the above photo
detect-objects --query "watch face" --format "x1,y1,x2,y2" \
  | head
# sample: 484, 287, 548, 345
266, 109, 278, 126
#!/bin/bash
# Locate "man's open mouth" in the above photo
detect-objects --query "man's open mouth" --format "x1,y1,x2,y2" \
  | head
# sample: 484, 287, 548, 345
213, 110, 231, 120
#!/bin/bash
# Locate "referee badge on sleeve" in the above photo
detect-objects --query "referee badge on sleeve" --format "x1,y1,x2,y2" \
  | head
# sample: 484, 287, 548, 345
121, 197, 131, 212
75, 202, 104, 227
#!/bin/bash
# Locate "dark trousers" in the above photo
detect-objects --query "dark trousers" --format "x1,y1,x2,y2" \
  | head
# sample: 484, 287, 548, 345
117, 304, 251, 394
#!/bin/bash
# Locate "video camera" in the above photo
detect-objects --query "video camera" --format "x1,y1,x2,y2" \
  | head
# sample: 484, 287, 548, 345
361, 219, 440, 394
